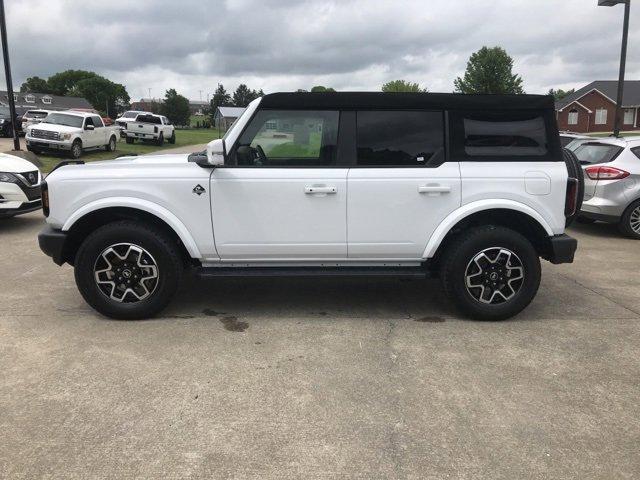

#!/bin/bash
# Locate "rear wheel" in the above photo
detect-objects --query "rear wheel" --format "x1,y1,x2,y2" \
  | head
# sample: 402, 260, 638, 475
440, 226, 541, 321
618, 200, 640, 239
74, 221, 183, 319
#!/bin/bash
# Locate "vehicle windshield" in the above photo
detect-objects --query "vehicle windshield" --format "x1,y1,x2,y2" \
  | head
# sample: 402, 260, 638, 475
574, 143, 623, 165
42, 113, 84, 128
121, 111, 138, 118
25, 111, 48, 119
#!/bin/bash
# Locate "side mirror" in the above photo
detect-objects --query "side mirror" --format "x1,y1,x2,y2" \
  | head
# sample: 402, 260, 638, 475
85, 124, 95, 131
205, 138, 226, 166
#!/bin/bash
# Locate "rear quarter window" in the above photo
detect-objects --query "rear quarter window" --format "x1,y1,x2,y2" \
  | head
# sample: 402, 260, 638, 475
450, 110, 560, 162
632, 147, 640, 160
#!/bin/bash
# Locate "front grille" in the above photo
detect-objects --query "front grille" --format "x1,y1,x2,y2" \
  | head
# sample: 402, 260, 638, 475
30, 129, 59, 140
20, 170, 39, 186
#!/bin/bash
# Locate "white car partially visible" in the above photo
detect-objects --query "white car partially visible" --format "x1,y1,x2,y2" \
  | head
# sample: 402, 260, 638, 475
0, 153, 42, 218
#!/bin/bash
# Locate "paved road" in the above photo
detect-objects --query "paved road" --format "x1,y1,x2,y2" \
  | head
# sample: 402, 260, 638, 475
1, 213, 639, 479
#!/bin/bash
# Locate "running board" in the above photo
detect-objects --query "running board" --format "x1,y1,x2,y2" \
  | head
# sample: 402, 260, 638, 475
196, 266, 429, 279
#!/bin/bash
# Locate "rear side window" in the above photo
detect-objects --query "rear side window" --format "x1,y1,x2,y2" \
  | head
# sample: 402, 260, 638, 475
575, 143, 623, 165
356, 111, 444, 166
450, 110, 558, 162
632, 147, 640, 160
464, 117, 547, 156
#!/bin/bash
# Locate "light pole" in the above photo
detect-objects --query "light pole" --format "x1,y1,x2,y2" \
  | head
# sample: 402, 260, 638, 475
0, 0, 20, 150
599, 0, 631, 137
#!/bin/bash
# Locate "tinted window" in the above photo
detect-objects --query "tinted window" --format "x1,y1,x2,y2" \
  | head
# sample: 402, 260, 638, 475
633, 147, 640, 160
43, 113, 83, 128
356, 111, 444, 166
92, 116, 103, 127
235, 110, 339, 167
574, 143, 623, 165
84, 117, 94, 128
464, 116, 547, 157
136, 114, 161, 124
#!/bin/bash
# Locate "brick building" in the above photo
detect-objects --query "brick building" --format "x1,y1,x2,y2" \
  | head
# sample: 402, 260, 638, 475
556, 81, 640, 133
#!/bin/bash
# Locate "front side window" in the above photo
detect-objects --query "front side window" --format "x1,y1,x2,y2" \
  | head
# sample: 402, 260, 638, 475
84, 117, 94, 128
574, 143, 623, 165
356, 111, 444, 166
568, 109, 578, 125
234, 110, 339, 167
91, 115, 103, 127
595, 108, 608, 125
462, 114, 548, 157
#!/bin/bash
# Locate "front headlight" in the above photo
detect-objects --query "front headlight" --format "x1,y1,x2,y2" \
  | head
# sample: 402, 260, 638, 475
0, 119, 5, 124
60, 133, 72, 140
0, 172, 18, 183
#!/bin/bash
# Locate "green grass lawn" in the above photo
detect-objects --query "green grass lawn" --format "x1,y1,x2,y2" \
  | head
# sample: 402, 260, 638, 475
37, 129, 219, 173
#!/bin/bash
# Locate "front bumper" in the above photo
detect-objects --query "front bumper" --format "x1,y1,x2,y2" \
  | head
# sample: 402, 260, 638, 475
26, 137, 72, 151
544, 234, 578, 265
0, 199, 41, 218
38, 225, 68, 265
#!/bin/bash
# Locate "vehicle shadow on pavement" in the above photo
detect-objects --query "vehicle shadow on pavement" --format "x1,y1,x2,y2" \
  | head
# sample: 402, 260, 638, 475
0, 213, 43, 234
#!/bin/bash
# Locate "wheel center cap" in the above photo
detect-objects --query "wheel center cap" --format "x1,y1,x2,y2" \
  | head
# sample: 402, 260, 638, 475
122, 269, 132, 279
489, 272, 499, 281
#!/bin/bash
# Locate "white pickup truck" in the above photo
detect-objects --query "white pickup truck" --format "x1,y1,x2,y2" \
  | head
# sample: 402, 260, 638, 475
124, 113, 175, 146
38, 92, 580, 321
25, 111, 120, 159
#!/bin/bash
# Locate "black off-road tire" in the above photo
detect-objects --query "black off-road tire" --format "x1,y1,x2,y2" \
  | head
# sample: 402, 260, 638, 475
69, 139, 83, 159
156, 133, 164, 147
563, 148, 584, 227
105, 135, 117, 152
126, 137, 134, 144
168, 131, 176, 144
440, 226, 541, 321
74, 221, 183, 320
618, 200, 640, 240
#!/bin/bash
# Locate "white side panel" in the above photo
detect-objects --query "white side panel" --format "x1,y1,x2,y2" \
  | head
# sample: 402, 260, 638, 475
460, 162, 568, 234
211, 168, 348, 259
46, 160, 217, 259
347, 164, 461, 258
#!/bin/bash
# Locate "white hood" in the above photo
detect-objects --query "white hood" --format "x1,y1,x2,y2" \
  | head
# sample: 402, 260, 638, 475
0, 152, 40, 173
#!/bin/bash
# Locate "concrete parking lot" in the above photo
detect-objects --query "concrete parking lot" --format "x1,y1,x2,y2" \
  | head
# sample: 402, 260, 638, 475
1, 212, 639, 479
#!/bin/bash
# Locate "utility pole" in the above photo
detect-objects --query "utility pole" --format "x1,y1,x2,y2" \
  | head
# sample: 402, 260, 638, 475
0, 0, 20, 150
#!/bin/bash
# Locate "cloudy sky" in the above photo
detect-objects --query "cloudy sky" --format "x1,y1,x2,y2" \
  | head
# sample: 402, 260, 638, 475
3, 0, 639, 102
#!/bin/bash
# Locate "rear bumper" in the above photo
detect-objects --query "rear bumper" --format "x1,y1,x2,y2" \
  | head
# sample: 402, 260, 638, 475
544, 234, 578, 265
38, 225, 68, 265
578, 210, 620, 223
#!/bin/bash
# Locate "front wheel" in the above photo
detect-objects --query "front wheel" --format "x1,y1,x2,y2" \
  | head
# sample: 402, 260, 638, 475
105, 135, 117, 152
74, 221, 183, 319
69, 139, 82, 159
440, 226, 541, 321
619, 200, 640, 239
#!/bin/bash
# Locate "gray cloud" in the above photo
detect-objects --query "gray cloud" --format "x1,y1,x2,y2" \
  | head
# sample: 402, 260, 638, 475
3, 0, 639, 100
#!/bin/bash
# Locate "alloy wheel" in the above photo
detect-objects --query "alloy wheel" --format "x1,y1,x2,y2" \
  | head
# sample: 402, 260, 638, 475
465, 247, 525, 305
93, 243, 159, 303
630, 206, 640, 234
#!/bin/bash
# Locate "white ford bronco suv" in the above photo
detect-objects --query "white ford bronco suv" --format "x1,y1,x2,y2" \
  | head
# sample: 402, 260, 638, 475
38, 92, 579, 320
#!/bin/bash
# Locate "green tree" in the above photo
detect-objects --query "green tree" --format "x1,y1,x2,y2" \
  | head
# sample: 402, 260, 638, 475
46, 70, 97, 96
71, 76, 130, 117
160, 88, 191, 126
232, 84, 261, 107
548, 88, 575, 101
454, 47, 524, 94
310, 85, 336, 92
20, 76, 50, 93
381, 80, 427, 93
210, 83, 231, 113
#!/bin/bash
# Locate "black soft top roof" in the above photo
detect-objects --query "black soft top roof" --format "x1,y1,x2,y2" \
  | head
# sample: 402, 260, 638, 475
259, 92, 554, 111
